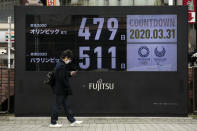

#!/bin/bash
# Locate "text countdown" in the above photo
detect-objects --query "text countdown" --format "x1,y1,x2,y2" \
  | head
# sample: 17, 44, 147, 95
127, 15, 177, 43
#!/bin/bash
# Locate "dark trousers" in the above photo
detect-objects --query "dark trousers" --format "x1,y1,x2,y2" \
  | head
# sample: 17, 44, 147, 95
51, 95, 76, 124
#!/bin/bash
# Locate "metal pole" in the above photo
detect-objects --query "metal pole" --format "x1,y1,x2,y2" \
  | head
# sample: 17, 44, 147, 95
8, 16, 11, 69
7, 68, 10, 112
7, 16, 11, 113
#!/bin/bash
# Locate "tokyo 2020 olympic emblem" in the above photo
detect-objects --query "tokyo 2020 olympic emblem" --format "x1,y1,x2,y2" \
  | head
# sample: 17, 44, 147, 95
154, 47, 166, 57
138, 46, 150, 57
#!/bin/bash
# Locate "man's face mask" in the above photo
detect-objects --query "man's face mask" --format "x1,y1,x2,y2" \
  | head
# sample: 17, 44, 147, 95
65, 59, 71, 64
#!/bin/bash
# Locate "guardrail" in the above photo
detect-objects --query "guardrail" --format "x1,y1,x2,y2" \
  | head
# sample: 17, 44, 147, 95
0, 67, 14, 113
192, 66, 197, 114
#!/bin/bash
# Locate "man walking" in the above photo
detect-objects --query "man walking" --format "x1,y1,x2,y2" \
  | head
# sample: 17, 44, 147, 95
49, 50, 83, 128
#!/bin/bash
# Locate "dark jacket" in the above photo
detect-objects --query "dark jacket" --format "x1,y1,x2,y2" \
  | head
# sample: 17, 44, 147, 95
53, 59, 72, 95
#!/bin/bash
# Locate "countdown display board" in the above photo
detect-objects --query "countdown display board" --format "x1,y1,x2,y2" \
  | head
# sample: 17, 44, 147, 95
15, 6, 187, 116
26, 13, 177, 71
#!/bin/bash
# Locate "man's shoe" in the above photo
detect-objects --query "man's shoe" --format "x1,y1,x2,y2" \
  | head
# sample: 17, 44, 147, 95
70, 121, 83, 126
49, 123, 63, 128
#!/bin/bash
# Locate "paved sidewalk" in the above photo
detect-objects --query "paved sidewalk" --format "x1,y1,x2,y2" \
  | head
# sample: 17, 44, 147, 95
0, 116, 197, 131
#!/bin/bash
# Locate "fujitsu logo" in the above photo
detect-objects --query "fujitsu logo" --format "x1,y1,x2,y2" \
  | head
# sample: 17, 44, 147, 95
88, 79, 114, 91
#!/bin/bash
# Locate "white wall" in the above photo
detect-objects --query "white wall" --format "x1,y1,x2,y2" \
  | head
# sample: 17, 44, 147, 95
134, 0, 155, 5
176, 0, 183, 5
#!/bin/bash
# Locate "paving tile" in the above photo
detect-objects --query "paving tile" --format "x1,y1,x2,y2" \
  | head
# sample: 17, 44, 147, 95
1, 116, 197, 131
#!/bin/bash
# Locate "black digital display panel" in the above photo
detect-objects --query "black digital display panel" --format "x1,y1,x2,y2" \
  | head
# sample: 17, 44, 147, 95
26, 14, 177, 71
15, 6, 188, 116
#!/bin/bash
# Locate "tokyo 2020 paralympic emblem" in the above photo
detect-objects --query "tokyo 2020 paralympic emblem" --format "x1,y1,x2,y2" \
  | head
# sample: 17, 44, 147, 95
154, 47, 166, 57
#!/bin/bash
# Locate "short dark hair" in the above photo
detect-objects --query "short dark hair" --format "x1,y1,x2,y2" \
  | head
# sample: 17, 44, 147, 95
60, 50, 73, 59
